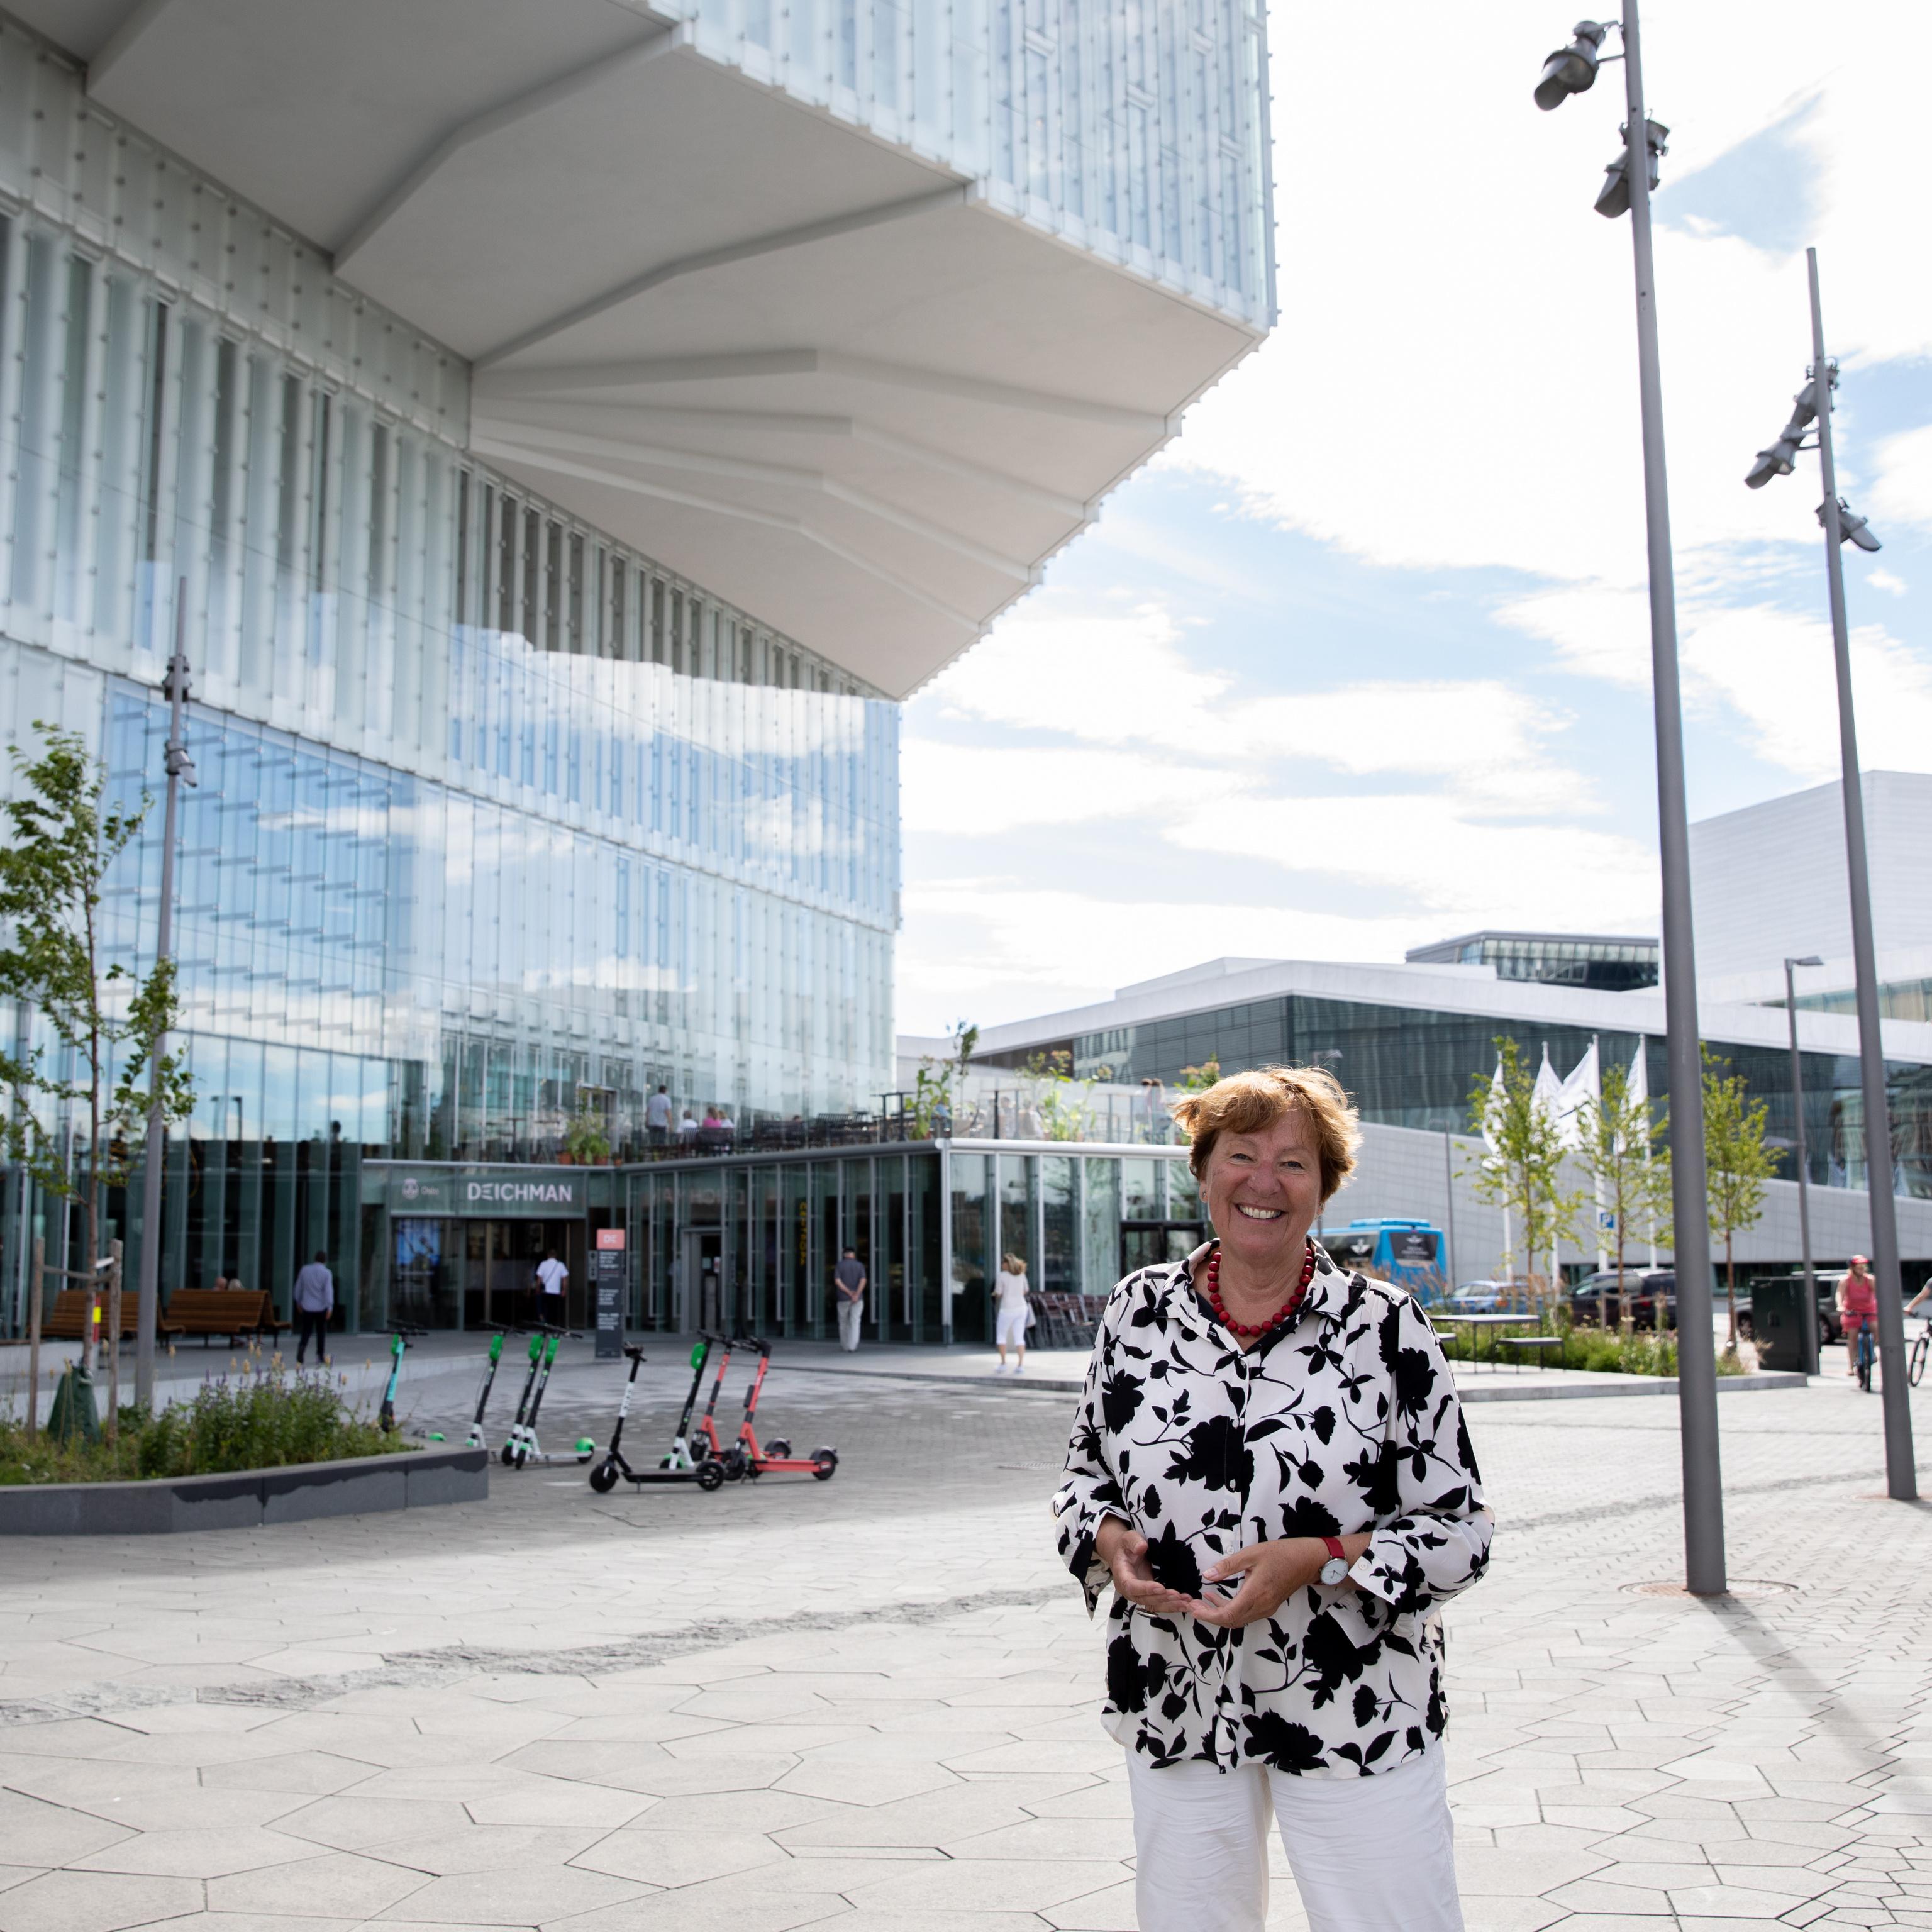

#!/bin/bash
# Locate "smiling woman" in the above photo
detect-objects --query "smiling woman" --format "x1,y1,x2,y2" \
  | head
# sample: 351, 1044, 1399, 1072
1053, 1064, 1492, 1932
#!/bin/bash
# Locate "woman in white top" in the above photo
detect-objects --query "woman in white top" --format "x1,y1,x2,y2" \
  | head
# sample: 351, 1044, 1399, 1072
994, 1252, 1032, 1372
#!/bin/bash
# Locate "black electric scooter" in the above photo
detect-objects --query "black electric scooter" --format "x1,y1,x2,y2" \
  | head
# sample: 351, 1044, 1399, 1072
586, 1341, 728, 1492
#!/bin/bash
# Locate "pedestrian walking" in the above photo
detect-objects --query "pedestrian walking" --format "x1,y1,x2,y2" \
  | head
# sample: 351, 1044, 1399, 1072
1838, 1253, 1877, 1377
646, 1084, 672, 1148
1054, 1065, 1491, 1932
535, 1247, 568, 1324
292, 1251, 334, 1365
833, 1246, 867, 1352
994, 1251, 1031, 1373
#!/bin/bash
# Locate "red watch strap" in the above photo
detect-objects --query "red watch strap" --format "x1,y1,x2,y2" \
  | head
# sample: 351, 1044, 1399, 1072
1322, 1536, 1345, 1563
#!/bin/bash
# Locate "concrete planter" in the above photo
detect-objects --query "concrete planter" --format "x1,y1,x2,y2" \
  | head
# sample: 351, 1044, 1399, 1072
0, 1445, 487, 1535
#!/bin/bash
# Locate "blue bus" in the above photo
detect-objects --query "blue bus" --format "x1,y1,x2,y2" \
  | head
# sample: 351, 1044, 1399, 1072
1318, 1219, 1448, 1302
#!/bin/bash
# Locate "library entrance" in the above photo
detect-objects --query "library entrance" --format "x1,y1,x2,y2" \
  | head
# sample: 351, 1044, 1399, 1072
372, 1163, 593, 1331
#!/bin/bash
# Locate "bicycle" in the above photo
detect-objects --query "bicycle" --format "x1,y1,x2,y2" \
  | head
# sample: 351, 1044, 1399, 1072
1855, 1319, 1874, 1394
1909, 1316, 1928, 1391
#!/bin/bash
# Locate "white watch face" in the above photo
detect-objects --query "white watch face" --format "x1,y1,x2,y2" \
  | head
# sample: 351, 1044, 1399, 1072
1320, 1557, 1350, 1585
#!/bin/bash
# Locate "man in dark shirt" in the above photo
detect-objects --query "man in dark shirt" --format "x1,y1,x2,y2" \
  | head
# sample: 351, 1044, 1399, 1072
833, 1247, 867, 1353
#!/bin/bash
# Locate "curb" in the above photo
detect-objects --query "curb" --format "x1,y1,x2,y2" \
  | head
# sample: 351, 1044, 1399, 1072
775, 1363, 1815, 1403
0, 1445, 488, 1535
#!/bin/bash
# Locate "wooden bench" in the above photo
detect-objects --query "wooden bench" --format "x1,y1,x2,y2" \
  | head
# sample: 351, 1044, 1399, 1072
164, 1289, 289, 1347
39, 1288, 182, 1343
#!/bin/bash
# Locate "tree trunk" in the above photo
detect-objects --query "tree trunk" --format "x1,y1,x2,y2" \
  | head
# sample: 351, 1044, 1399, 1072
1725, 1233, 1736, 1348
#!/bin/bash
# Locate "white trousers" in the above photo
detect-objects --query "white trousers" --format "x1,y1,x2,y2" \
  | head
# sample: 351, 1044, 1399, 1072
837, 1297, 863, 1351
1127, 1745, 1463, 1932
996, 1302, 1029, 1347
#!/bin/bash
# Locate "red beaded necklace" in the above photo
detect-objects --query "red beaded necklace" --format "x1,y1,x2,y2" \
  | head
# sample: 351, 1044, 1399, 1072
1202, 1239, 1316, 1339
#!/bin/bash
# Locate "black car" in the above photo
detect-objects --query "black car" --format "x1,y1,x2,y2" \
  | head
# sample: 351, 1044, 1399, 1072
1568, 1269, 1676, 1329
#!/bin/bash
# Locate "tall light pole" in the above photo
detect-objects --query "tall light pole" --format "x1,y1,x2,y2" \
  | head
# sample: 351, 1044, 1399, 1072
134, 588, 195, 1410
1535, 4, 1726, 1593
1783, 955, 1823, 1377
1746, 253, 1916, 1501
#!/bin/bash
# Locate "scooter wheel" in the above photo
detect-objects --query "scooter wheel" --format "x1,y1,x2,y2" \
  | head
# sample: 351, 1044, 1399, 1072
765, 1439, 791, 1460
813, 1450, 838, 1481
696, 1458, 726, 1492
588, 1460, 620, 1494
499, 1445, 516, 1467
722, 1450, 748, 1483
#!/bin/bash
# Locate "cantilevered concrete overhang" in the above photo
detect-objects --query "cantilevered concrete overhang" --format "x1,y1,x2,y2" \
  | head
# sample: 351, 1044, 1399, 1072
23, 0, 1270, 697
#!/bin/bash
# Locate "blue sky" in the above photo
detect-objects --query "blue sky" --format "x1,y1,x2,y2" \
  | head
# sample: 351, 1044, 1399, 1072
897, 3, 1932, 1035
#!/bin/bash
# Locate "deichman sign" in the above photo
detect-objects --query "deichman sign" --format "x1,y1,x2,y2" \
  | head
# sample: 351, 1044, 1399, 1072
376, 1164, 587, 1218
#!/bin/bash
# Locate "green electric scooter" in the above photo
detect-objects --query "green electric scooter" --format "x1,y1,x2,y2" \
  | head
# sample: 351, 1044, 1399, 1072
502, 1323, 595, 1470
465, 1328, 517, 1449
379, 1325, 428, 1433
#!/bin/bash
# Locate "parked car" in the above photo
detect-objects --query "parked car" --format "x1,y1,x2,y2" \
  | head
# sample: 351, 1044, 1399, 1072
1569, 1269, 1677, 1330
1446, 1280, 1518, 1314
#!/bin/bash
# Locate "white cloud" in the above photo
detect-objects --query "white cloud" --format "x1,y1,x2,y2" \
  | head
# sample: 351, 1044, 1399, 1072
1165, 7, 1929, 596
1498, 585, 1932, 780
899, 735, 1235, 836
931, 599, 1594, 813
1872, 423, 1932, 533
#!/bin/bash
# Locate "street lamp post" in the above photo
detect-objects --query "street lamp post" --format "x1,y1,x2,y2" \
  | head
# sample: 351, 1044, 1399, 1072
133, 589, 196, 1411
1746, 253, 1917, 1501
1783, 955, 1823, 1377
1535, 2, 1726, 1593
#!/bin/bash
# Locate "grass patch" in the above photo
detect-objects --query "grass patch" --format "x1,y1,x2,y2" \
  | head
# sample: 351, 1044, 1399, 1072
0, 1368, 404, 1485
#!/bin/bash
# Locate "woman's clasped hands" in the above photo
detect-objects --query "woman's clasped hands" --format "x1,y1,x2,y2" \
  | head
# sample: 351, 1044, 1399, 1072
1097, 1518, 1352, 1629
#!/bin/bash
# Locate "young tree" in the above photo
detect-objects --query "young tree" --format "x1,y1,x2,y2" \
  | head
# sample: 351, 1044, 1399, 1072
1571, 1058, 1672, 1326
1702, 1046, 1775, 1347
0, 725, 194, 1414
1467, 1036, 1579, 1302
911, 1021, 977, 1137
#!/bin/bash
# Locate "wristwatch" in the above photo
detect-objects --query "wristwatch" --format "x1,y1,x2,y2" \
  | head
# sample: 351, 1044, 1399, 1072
1319, 1536, 1352, 1587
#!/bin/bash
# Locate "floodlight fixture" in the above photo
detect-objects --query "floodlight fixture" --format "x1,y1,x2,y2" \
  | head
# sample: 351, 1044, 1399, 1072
1745, 377, 1829, 487
1535, 20, 1609, 109
1819, 498, 1882, 552
1594, 118, 1667, 218
1787, 955, 1824, 969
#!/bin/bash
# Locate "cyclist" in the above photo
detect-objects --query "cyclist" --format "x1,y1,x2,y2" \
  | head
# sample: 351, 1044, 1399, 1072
1838, 1254, 1877, 1379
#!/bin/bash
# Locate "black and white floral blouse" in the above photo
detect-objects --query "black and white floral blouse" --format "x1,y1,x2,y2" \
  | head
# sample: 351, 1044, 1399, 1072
1053, 1241, 1492, 1779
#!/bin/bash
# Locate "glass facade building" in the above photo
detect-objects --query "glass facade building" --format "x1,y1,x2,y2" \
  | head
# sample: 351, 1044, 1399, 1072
1403, 930, 1660, 992
0, 0, 1276, 1338
992, 988, 1932, 1202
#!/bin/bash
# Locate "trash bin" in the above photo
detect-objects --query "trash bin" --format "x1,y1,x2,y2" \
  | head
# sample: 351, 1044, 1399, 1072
1750, 1275, 1813, 1372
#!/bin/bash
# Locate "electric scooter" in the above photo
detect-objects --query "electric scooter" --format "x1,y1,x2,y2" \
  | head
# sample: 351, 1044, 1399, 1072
505, 1323, 596, 1469
688, 1330, 743, 1477
731, 1336, 837, 1480
586, 1341, 728, 1492
499, 1330, 545, 1465
379, 1325, 428, 1433
465, 1327, 518, 1449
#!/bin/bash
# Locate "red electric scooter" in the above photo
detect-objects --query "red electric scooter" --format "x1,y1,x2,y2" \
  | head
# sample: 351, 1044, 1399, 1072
731, 1336, 838, 1482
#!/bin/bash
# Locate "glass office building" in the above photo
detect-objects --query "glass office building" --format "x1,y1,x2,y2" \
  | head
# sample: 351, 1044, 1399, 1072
0, 1, 1275, 1336
985, 969, 1932, 1202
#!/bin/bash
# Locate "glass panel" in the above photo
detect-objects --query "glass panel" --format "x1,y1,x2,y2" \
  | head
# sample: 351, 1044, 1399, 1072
1083, 1157, 1120, 1292
1041, 1155, 1075, 1293
948, 1152, 989, 1343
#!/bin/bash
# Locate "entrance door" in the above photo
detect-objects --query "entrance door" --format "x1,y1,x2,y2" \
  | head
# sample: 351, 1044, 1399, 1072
462, 1220, 589, 1329
1120, 1220, 1206, 1277
679, 1230, 723, 1334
